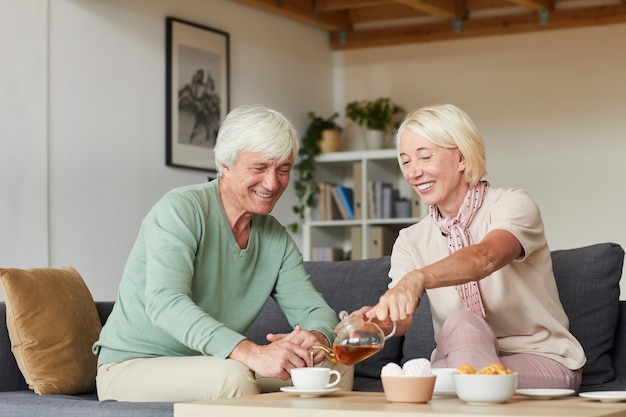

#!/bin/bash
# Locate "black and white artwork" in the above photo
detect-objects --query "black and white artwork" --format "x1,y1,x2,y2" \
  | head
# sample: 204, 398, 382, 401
166, 18, 229, 173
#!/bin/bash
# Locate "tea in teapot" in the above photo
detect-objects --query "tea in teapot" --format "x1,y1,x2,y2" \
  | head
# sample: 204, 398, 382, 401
310, 311, 396, 366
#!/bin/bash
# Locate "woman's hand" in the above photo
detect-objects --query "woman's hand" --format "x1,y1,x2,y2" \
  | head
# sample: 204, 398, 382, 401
350, 306, 395, 337
366, 270, 424, 323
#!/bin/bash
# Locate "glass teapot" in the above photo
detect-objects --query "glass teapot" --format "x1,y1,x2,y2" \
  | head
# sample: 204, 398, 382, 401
310, 311, 396, 366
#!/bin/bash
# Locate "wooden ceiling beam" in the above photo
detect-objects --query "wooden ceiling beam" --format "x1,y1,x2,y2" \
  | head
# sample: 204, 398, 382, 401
392, 0, 466, 19
315, 0, 389, 11
343, 0, 514, 25
349, 4, 427, 23
330, 4, 626, 49
230, 0, 350, 31
505, 0, 554, 11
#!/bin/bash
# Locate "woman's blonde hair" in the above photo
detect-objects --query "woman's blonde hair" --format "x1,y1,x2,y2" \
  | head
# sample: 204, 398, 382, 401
395, 104, 487, 185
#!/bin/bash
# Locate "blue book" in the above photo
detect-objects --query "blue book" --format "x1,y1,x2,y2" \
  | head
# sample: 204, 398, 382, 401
334, 186, 355, 220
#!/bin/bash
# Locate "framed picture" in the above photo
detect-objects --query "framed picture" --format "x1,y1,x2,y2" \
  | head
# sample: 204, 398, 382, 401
166, 17, 230, 173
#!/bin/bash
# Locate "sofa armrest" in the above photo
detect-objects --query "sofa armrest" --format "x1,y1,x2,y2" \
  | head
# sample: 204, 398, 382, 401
0, 303, 28, 392
94, 301, 114, 326
612, 302, 626, 380
552, 242, 625, 386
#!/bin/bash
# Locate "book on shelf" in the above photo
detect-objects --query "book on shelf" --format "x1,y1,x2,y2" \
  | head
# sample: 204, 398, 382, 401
312, 246, 344, 261
375, 181, 385, 219
367, 181, 376, 219
353, 162, 362, 219
369, 181, 397, 219
316, 181, 343, 221
365, 180, 421, 220
316, 181, 326, 220
381, 184, 399, 218
328, 183, 341, 220
323, 182, 332, 220
331, 185, 355, 220
381, 185, 391, 218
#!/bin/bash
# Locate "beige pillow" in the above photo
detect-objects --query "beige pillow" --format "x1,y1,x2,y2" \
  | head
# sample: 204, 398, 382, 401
0, 266, 101, 395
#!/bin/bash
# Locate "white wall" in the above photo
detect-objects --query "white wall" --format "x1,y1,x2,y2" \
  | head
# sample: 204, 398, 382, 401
2, 0, 335, 300
2, 0, 625, 300
0, 0, 49, 268
340, 23, 626, 298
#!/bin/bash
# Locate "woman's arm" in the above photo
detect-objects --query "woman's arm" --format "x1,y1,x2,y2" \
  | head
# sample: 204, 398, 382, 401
367, 229, 523, 323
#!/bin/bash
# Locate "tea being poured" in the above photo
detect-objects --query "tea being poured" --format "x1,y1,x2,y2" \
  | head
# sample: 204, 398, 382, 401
310, 311, 396, 366
329, 343, 383, 365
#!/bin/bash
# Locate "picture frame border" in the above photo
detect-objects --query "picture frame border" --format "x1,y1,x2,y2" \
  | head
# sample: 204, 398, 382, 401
165, 17, 230, 174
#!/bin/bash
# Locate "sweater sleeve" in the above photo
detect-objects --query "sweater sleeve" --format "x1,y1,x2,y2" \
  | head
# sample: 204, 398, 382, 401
271, 234, 338, 344
141, 191, 246, 358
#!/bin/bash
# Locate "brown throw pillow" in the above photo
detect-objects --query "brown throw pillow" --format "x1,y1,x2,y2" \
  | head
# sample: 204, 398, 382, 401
0, 266, 101, 395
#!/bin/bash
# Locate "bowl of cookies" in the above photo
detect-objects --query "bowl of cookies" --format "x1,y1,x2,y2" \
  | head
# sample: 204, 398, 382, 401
453, 363, 518, 405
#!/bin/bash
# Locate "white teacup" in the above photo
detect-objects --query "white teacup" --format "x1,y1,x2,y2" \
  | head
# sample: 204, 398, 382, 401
432, 368, 457, 394
291, 367, 341, 390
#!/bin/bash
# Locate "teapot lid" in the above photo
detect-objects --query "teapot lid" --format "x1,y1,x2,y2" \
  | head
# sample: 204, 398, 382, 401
334, 311, 368, 333
334, 310, 396, 340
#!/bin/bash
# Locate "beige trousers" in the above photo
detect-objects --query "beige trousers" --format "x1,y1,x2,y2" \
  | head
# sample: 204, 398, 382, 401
96, 356, 354, 402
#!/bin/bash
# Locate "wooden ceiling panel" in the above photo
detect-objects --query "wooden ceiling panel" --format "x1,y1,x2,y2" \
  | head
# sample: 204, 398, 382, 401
231, 0, 626, 49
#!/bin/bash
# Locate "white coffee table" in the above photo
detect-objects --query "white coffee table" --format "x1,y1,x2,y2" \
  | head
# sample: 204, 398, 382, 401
174, 391, 626, 417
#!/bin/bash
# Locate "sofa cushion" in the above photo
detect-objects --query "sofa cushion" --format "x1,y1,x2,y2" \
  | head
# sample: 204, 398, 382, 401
246, 257, 403, 380
0, 391, 173, 417
0, 266, 102, 395
303, 257, 403, 379
551, 242, 625, 386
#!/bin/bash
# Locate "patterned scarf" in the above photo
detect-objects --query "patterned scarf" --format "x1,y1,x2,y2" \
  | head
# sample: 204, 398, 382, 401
429, 180, 490, 317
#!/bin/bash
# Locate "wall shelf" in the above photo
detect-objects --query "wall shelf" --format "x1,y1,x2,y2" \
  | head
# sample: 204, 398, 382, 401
302, 149, 422, 261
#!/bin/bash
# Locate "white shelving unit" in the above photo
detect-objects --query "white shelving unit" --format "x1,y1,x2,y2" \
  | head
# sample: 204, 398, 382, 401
302, 149, 423, 261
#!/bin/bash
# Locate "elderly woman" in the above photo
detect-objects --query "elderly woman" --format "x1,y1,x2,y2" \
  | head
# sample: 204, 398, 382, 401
365, 104, 585, 390
94, 104, 352, 402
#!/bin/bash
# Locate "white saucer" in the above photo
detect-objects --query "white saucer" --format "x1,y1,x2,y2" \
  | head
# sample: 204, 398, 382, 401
515, 389, 575, 400
280, 386, 341, 398
579, 391, 626, 403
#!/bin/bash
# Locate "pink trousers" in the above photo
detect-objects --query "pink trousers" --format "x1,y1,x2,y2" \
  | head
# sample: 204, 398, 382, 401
431, 310, 582, 390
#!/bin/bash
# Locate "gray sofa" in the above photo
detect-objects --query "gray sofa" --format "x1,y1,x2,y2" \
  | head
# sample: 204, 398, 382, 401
0, 242, 624, 416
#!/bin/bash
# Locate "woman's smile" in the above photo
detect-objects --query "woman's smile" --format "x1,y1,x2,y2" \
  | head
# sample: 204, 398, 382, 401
417, 181, 435, 192
399, 130, 468, 217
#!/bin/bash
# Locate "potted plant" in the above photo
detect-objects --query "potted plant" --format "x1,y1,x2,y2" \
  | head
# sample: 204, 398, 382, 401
289, 111, 342, 233
345, 97, 404, 149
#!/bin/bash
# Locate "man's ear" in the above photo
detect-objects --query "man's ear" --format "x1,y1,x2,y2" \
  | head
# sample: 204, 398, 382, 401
220, 164, 231, 176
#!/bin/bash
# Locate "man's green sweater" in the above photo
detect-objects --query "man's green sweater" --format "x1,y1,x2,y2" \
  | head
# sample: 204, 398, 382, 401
94, 180, 337, 366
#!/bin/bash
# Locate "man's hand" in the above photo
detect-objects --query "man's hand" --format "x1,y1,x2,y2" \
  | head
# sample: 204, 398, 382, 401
229, 326, 321, 380
266, 325, 328, 364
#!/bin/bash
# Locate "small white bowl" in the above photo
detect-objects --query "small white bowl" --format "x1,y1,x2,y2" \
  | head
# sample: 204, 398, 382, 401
453, 373, 518, 404
432, 368, 457, 396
